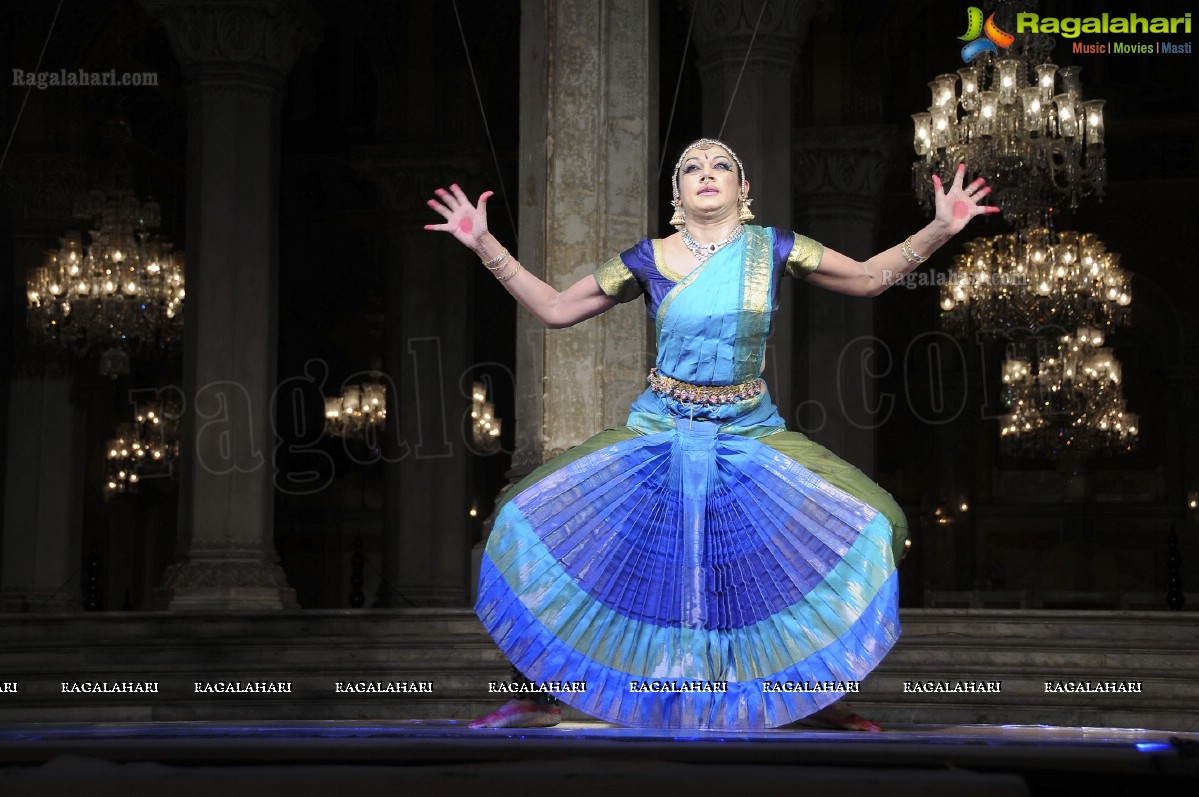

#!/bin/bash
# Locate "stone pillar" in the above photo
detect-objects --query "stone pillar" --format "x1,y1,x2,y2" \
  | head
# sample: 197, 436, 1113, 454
792, 126, 891, 475
143, 0, 320, 610
691, 0, 822, 417
0, 156, 90, 612
512, 0, 655, 475
353, 154, 476, 607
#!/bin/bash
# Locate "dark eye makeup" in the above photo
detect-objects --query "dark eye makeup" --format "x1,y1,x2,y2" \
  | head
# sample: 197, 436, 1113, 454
682, 160, 732, 174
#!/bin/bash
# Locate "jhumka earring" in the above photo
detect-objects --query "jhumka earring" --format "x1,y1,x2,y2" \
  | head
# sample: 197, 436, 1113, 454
738, 196, 755, 223
670, 201, 686, 229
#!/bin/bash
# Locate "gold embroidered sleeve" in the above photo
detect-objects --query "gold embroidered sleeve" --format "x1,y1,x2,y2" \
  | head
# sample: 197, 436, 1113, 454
593, 255, 642, 303
785, 235, 824, 278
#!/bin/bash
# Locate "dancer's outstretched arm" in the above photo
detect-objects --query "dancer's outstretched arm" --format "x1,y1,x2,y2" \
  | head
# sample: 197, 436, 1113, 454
425, 184, 617, 329
806, 163, 1000, 297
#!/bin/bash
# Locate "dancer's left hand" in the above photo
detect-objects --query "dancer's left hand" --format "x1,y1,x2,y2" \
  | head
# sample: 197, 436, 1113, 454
931, 162, 1001, 235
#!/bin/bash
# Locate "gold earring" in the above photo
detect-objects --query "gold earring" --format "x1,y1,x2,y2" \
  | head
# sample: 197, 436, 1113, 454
738, 197, 755, 223
669, 201, 686, 229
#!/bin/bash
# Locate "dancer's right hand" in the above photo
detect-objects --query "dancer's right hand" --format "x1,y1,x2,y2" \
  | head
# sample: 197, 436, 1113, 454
424, 183, 493, 250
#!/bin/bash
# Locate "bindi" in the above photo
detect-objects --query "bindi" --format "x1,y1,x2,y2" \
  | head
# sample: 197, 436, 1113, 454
458, 217, 474, 234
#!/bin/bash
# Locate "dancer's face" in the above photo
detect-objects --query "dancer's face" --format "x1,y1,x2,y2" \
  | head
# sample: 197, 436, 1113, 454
677, 145, 744, 219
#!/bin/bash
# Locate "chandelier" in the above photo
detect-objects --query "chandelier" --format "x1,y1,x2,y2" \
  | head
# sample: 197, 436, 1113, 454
26, 117, 185, 377
910, 13, 1107, 226
324, 380, 387, 441
470, 380, 502, 453
105, 396, 182, 494
939, 228, 1131, 337
999, 325, 1138, 459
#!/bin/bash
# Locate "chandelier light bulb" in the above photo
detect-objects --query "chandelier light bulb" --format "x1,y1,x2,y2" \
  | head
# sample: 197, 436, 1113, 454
1082, 100, 1106, 144
957, 67, 979, 109
933, 74, 957, 110
1020, 88, 1043, 133
1055, 95, 1077, 137
1036, 64, 1058, 101
912, 113, 932, 156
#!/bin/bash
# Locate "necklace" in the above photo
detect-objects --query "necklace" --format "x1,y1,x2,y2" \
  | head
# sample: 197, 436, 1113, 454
681, 224, 744, 262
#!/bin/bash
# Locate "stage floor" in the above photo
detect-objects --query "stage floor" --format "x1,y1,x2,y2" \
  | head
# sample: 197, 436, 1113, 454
2, 720, 1199, 796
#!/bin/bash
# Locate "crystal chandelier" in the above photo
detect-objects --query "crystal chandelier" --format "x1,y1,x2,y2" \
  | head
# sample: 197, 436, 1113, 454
911, 9, 1107, 226
999, 325, 1138, 459
324, 381, 387, 440
939, 228, 1131, 337
470, 380, 502, 453
26, 118, 185, 377
105, 396, 182, 494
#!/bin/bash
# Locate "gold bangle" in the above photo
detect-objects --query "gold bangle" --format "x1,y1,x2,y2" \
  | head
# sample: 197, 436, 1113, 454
482, 248, 510, 270
901, 236, 928, 265
496, 262, 522, 282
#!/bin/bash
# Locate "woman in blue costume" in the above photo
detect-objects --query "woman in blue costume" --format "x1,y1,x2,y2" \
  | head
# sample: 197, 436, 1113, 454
425, 139, 997, 731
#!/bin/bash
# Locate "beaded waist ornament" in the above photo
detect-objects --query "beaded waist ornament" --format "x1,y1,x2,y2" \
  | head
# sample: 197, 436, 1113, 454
647, 367, 765, 406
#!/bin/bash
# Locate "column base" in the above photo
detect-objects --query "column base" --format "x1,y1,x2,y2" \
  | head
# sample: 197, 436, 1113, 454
374, 584, 468, 609
157, 558, 298, 611
0, 589, 81, 614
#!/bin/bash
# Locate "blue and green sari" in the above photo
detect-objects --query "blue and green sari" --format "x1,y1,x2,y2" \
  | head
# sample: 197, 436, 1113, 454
476, 225, 905, 729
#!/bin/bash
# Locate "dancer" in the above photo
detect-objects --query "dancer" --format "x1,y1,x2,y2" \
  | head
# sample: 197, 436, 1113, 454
426, 139, 997, 730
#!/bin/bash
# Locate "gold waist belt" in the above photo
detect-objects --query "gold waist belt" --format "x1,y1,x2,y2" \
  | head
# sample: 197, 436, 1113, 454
647, 367, 764, 406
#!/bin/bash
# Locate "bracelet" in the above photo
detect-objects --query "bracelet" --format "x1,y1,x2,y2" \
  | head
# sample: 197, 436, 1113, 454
901, 236, 928, 265
482, 248, 510, 270
495, 262, 523, 282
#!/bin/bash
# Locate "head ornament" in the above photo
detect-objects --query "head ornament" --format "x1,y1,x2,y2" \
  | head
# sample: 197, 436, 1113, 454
669, 138, 753, 229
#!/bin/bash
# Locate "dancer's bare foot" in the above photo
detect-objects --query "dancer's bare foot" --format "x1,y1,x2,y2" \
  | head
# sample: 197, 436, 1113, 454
806, 701, 881, 732
468, 699, 562, 729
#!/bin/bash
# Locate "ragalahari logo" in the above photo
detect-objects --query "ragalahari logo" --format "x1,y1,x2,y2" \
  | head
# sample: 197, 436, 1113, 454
959, 6, 1015, 62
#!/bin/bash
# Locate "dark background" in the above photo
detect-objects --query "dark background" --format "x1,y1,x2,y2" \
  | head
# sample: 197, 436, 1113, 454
0, 0, 1195, 612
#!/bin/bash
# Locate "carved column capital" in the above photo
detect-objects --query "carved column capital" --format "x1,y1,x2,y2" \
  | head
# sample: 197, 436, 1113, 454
0, 153, 90, 229
351, 149, 489, 221
792, 125, 894, 199
141, 0, 321, 89
691, 0, 828, 73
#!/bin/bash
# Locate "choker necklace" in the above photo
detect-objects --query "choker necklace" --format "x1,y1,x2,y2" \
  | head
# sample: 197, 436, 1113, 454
681, 224, 744, 262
